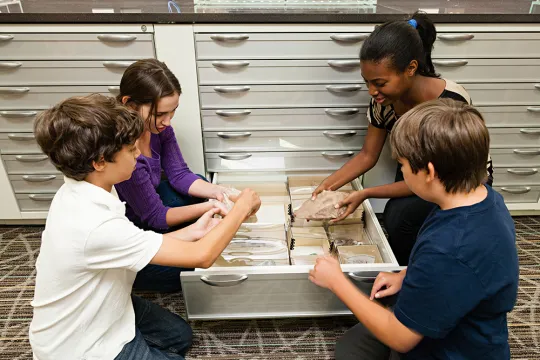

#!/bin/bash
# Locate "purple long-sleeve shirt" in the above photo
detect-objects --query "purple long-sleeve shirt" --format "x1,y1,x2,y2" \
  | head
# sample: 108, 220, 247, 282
115, 126, 200, 230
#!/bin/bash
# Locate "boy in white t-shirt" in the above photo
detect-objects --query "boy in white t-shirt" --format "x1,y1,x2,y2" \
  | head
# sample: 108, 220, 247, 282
29, 94, 261, 360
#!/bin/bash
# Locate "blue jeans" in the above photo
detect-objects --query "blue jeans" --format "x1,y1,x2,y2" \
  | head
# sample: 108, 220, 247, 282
115, 295, 192, 360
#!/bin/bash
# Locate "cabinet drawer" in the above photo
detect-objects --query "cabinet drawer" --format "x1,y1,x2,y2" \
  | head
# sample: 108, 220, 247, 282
0, 133, 40, 154
205, 151, 359, 172
494, 186, 540, 203
0, 33, 154, 60
464, 83, 540, 106
493, 168, 540, 186
202, 107, 368, 131
490, 148, 540, 167
9, 174, 63, 193
0, 86, 115, 110
489, 128, 540, 148
204, 130, 365, 152
199, 84, 368, 108
2, 154, 58, 174
479, 106, 540, 128
0, 61, 133, 86
16, 193, 55, 212
434, 59, 540, 83
0, 110, 39, 132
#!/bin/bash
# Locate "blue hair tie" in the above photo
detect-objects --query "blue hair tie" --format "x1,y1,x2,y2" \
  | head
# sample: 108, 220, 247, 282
408, 19, 418, 29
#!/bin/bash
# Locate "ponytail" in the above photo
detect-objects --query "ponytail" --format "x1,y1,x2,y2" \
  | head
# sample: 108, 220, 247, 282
411, 11, 437, 77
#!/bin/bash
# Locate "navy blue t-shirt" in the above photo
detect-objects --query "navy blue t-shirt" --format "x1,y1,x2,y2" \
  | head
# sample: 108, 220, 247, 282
394, 186, 518, 359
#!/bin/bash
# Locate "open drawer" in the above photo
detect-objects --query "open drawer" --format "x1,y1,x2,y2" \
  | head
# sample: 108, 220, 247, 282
180, 172, 402, 320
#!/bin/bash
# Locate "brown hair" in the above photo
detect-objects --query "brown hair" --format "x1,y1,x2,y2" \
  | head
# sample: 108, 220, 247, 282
118, 59, 181, 128
34, 94, 144, 181
390, 98, 490, 194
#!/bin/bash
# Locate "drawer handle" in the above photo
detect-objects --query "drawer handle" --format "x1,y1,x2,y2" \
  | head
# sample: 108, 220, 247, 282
326, 84, 362, 93
330, 33, 369, 43
514, 149, 540, 155
0, 111, 37, 118
22, 175, 56, 182
218, 153, 252, 160
108, 86, 120, 93
0, 34, 14, 42
215, 110, 251, 117
214, 86, 250, 94
535, 84, 540, 90
103, 61, 135, 69
0, 62, 22, 69
325, 108, 360, 116
348, 272, 377, 283
432, 60, 468, 67
0, 87, 30, 94
321, 151, 354, 159
15, 154, 48, 162
527, 107, 540, 113
210, 34, 249, 42
507, 168, 538, 176
520, 128, 540, 135
217, 132, 251, 139
328, 60, 361, 69
212, 61, 250, 69
8, 134, 35, 141
97, 34, 137, 42
28, 194, 55, 201
200, 274, 248, 287
323, 130, 357, 138
501, 187, 531, 195
437, 34, 474, 41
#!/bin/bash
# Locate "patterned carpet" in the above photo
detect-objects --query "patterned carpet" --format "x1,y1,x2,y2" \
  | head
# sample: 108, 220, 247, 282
1, 217, 539, 359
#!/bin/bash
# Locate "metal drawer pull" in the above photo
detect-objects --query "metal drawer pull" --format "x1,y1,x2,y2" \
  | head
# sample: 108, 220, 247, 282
323, 130, 357, 138
432, 60, 468, 67
217, 132, 251, 139
0, 111, 37, 118
0, 34, 14, 42
15, 155, 48, 162
200, 274, 248, 287
330, 33, 369, 43
507, 168, 538, 176
0, 62, 22, 69
348, 272, 378, 283
215, 110, 251, 117
326, 84, 362, 93
535, 84, 540, 90
22, 175, 56, 182
501, 187, 531, 195
218, 153, 252, 160
108, 86, 120, 93
210, 34, 249, 42
520, 128, 540, 135
103, 61, 134, 69
322, 151, 354, 159
328, 60, 361, 69
214, 86, 250, 94
212, 61, 250, 69
28, 194, 55, 201
8, 134, 35, 141
514, 149, 540, 155
97, 34, 137, 42
527, 107, 540, 113
437, 34, 474, 41
325, 108, 360, 116
0, 87, 30, 94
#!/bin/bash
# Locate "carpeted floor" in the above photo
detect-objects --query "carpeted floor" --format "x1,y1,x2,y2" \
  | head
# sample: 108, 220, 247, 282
1, 217, 539, 359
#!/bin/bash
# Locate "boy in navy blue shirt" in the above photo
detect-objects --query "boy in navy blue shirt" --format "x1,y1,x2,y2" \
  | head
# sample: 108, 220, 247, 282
309, 99, 519, 359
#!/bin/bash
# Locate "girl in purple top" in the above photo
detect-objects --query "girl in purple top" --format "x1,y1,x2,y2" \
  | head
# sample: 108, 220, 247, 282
115, 59, 228, 292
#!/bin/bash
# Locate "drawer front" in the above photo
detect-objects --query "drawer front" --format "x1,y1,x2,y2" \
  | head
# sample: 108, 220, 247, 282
479, 106, 540, 128
206, 151, 359, 172
0, 133, 40, 154
464, 83, 540, 106
204, 130, 365, 152
200, 84, 368, 108
489, 128, 540, 148
0, 33, 154, 60
0, 110, 39, 132
2, 154, 58, 174
491, 148, 540, 167
0, 86, 114, 109
0, 61, 133, 86
202, 107, 368, 131
493, 168, 540, 186
16, 193, 55, 211
434, 59, 540, 83
494, 186, 540, 203
9, 174, 63, 193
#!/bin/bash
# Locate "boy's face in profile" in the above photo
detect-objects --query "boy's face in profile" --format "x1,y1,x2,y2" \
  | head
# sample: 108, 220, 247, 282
399, 157, 432, 201
104, 142, 141, 185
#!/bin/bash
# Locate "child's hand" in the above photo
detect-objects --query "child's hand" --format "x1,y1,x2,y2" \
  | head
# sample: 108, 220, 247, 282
330, 190, 367, 223
370, 271, 406, 300
209, 199, 229, 216
210, 185, 228, 202
309, 255, 345, 291
190, 208, 222, 240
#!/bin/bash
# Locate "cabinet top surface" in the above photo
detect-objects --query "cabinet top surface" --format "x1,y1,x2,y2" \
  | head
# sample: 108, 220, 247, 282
1, 0, 540, 24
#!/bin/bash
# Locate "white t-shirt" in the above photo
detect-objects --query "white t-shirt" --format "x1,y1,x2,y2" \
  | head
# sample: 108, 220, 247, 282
29, 177, 163, 360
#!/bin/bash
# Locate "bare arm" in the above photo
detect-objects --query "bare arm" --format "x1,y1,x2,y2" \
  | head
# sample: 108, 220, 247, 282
363, 180, 414, 199
165, 201, 215, 226
187, 179, 226, 201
